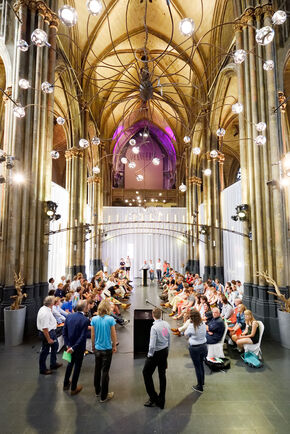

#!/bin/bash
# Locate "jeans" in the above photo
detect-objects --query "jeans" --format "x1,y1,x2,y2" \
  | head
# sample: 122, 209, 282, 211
64, 348, 84, 391
143, 348, 168, 405
94, 349, 113, 400
188, 343, 208, 387
149, 271, 154, 281
39, 329, 59, 373
156, 269, 162, 281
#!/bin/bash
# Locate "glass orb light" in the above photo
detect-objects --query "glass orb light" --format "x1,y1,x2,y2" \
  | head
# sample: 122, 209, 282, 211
232, 102, 243, 114
179, 183, 187, 192
179, 18, 195, 36
255, 122, 266, 132
132, 146, 139, 154
204, 168, 212, 176
272, 10, 287, 25
93, 166, 100, 174
263, 60, 274, 71
143, 131, 149, 139
121, 157, 128, 164
192, 147, 201, 155
129, 138, 136, 146
255, 135, 266, 145
58, 5, 78, 27
87, 0, 103, 15
183, 136, 191, 144
17, 39, 29, 52
41, 81, 54, 94
255, 27, 275, 46
210, 150, 219, 158
31, 29, 49, 47
13, 105, 25, 118
233, 49, 247, 64
79, 139, 89, 148
13, 173, 25, 184
91, 136, 100, 145
51, 150, 60, 159
56, 117, 65, 125
216, 128, 226, 137
152, 157, 160, 165
136, 174, 144, 182
19, 79, 30, 89
128, 161, 136, 169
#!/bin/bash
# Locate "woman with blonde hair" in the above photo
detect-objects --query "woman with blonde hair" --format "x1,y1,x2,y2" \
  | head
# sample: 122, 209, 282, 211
235, 310, 259, 351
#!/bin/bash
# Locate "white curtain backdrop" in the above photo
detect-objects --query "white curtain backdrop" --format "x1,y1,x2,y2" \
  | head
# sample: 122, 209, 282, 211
101, 207, 187, 278
221, 180, 245, 283
47, 182, 69, 283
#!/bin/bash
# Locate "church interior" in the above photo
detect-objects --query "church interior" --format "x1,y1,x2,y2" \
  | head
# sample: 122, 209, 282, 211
0, 1, 290, 433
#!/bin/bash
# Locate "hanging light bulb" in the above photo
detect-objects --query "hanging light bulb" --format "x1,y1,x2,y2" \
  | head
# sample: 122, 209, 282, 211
31, 29, 49, 47
58, 5, 78, 27
129, 138, 136, 146
41, 81, 54, 94
51, 150, 60, 159
192, 147, 201, 155
121, 157, 128, 164
79, 139, 89, 148
233, 49, 247, 64
263, 60, 274, 71
204, 168, 212, 176
93, 166, 100, 174
132, 146, 139, 154
128, 161, 136, 169
179, 18, 195, 36
232, 102, 243, 114
143, 130, 149, 139
254, 135, 266, 145
136, 174, 144, 182
210, 150, 219, 158
179, 183, 187, 192
255, 27, 275, 46
152, 157, 160, 166
13, 105, 25, 118
91, 136, 101, 145
216, 128, 226, 137
272, 10, 287, 25
255, 122, 266, 132
183, 136, 191, 144
87, 0, 103, 15
13, 173, 25, 184
17, 39, 29, 52
18, 78, 30, 89
56, 116, 65, 125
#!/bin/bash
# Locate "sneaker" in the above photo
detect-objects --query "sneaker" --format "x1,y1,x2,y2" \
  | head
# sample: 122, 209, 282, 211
123, 319, 129, 326
192, 384, 203, 393
100, 392, 114, 402
144, 399, 157, 407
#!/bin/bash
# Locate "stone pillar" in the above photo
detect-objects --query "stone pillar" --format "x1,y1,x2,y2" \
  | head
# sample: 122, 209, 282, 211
0, 1, 59, 339
88, 174, 103, 275
186, 176, 202, 274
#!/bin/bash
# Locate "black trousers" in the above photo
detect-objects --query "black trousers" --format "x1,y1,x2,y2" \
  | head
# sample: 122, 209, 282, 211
63, 348, 84, 391
188, 343, 208, 387
94, 349, 113, 400
143, 348, 168, 405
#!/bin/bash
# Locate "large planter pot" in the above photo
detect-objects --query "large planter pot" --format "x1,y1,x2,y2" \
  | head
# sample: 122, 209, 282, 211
278, 309, 290, 350
4, 305, 27, 346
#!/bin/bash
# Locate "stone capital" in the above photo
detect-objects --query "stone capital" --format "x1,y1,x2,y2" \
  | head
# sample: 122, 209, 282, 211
13, 0, 59, 28
240, 7, 255, 25
65, 148, 83, 159
87, 175, 101, 184
261, 4, 274, 18
189, 176, 202, 186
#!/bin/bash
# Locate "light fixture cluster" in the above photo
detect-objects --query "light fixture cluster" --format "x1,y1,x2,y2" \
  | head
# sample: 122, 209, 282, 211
0, 152, 24, 185
46, 201, 61, 221
231, 204, 249, 222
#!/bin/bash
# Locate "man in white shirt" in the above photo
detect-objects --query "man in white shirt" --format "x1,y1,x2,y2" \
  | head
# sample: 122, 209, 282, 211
37, 296, 62, 375
48, 277, 56, 293
156, 259, 162, 281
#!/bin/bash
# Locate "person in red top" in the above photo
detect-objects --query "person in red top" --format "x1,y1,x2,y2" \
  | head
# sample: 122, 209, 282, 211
227, 298, 242, 335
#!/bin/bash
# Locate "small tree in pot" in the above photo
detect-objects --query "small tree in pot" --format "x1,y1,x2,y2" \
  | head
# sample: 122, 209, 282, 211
4, 272, 27, 346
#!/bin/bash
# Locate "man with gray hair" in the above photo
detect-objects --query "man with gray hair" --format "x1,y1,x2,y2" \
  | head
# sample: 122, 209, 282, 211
37, 296, 62, 375
63, 300, 90, 395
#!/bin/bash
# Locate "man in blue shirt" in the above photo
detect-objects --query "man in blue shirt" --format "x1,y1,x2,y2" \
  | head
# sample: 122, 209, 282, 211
143, 308, 170, 409
91, 300, 117, 403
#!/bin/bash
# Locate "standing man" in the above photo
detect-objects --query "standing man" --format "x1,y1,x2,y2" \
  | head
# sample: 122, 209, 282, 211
156, 258, 162, 282
143, 308, 170, 409
37, 296, 62, 375
91, 300, 117, 403
62, 301, 90, 395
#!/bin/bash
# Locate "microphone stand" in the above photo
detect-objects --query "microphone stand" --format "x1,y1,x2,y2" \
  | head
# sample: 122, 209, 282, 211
145, 299, 166, 319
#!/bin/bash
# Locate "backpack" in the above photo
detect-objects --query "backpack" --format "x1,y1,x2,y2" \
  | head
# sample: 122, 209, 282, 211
241, 351, 263, 368
205, 357, 231, 372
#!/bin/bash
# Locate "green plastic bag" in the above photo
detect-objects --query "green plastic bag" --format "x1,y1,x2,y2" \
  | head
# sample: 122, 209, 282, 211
62, 350, 72, 363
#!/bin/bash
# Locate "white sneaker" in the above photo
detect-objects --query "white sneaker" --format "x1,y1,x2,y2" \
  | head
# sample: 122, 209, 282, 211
100, 392, 114, 403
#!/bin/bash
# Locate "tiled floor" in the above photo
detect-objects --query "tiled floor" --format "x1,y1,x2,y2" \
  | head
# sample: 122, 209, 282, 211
0, 281, 290, 433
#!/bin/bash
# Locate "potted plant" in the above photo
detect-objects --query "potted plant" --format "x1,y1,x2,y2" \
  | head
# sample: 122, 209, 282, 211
257, 271, 290, 350
4, 272, 27, 346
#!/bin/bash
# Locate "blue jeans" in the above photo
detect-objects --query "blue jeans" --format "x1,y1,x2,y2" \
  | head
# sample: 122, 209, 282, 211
39, 329, 59, 373
188, 343, 208, 387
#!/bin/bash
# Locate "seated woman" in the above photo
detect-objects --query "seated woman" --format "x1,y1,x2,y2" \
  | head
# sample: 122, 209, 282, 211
208, 287, 218, 308
234, 310, 259, 352
220, 295, 234, 320
230, 303, 246, 338
201, 302, 212, 324
61, 293, 74, 313
199, 295, 208, 316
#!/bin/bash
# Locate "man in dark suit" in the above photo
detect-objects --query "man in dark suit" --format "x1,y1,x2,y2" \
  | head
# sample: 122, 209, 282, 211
63, 301, 90, 395
206, 307, 225, 344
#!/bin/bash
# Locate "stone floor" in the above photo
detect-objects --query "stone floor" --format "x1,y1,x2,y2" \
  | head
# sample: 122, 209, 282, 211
0, 281, 290, 434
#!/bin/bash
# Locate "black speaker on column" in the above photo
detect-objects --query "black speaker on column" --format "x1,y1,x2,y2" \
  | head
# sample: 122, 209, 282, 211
133, 309, 153, 358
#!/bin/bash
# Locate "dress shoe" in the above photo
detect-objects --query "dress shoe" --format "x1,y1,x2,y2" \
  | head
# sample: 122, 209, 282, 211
192, 384, 203, 393
100, 392, 114, 402
71, 385, 83, 396
51, 363, 63, 370
40, 370, 52, 375
169, 312, 175, 317
173, 331, 181, 336
63, 381, 71, 391
144, 399, 157, 407
171, 328, 178, 332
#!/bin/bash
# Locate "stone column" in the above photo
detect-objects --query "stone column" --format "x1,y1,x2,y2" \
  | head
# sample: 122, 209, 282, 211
88, 174, 103, 275
186, 176, 202, 274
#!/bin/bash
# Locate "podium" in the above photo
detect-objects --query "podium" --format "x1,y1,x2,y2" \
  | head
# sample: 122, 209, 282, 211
142, 269, 148, 286
133, 309, 153, 358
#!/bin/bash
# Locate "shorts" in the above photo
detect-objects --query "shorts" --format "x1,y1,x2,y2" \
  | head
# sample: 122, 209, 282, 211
125, 267, 130, 271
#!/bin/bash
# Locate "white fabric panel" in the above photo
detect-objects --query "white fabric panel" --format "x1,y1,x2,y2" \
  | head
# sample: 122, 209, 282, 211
221, 181, 245, 284
47, 183, 69, 283
198, 203, 205, 279
102, 207, 187, 278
